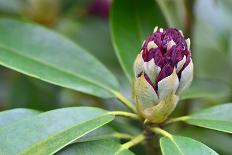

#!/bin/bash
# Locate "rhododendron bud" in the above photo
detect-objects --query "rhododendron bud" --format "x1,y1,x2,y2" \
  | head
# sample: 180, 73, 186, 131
134, 27, 193, 123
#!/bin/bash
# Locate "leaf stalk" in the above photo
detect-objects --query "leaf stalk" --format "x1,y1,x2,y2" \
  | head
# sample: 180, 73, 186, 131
108, 111, 140, 121
113, 91, 137, 113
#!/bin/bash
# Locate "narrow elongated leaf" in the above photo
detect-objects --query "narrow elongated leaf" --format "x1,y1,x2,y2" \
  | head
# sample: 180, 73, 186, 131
182, 103, 232, 133
155, 0, 186, 30
181, 79, 230, 100
160, 136, 218, 155
76, 126, 116, 143
0, 19, 119, 98
57, 139, 134, 155
180, 128, 232, 155
0, 107, 114, 155
67, 18, 119, 69
0, 108, 40, 128
111, 0, 166, 81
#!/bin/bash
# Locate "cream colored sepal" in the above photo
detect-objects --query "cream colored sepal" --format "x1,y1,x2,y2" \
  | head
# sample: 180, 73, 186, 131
177, 59, 194, 94
134, 73, 159, 118
157, 68, 179, 101
143, 94, 179, 123
144, 59, 160, 85
133, 52, 144, 77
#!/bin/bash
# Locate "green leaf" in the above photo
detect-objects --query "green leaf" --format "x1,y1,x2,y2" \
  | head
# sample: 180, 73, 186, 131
181, 79, 230, 100
160, 136, 218, 155
182, 103, 232, 133
0, 19, 119, 98
0, 107, 114, 155
67, 18, 119, 69
57, 139, 134, 155
180, 128, 232, 155
7, 76, 59, 111
155, 0, 186, 30
76, 126, 116, 143
0, 108, 40, 128
110, 0, 166, 81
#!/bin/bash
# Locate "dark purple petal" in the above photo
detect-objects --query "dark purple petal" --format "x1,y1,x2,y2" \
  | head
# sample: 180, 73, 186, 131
156, 64, 174, 83
140, 27, 191, 85
178, 52, 191, 79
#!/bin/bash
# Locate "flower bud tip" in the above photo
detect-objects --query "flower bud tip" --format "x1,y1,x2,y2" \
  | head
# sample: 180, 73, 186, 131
186, 38, 190, 51
153, 26, 158, 33
179, 30, 184, 37
167, 40, 176, 51
147, 41, 158, 51
176, 56, 186, 73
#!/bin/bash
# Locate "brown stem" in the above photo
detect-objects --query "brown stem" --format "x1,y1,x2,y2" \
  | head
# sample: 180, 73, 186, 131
143, 124, 161, 155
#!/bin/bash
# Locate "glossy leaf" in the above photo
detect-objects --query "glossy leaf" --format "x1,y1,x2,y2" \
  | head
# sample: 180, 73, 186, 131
160, 136, 218, 155
0, 19, 119, 98
180, 128, 232, 155
57, 139, 134, 155
183, 103, 232, 133
111, 0, 166, 81
68, 18, 119, 69
181, 79, 230, 100
0, 107, 114, 155
0, 108, 40, 128
155, 0, 186, 30
76, 126, 116, 143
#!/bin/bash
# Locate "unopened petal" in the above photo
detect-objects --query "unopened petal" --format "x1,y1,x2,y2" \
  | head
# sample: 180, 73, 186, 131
176, 56, 186, 73
144, 59, 161, 84
147, 41, 158, 51
157, 68, 179, 101
177, 59, 194, 94
167, 40, 176, 51
135, 74, 159, 116
142, 40, 145, 47
153, 26, 158, 33
133, 52, 144, 77
179, 30, 184, 37
186, 38, 190, 51
144, 94, 179, 123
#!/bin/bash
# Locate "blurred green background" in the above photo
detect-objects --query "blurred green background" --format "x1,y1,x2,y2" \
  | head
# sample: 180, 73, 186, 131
0, 0, 125, 112
0, 0, 232, 154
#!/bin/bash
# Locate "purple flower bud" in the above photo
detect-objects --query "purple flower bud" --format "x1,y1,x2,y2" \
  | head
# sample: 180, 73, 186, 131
88, 0, 112, 18
134, 27, 193, 123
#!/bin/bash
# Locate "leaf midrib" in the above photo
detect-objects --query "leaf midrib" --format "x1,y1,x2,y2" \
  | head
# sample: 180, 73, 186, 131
0, 43, 115, 94
169, 137, 185, 155
17, 114, 114, 155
